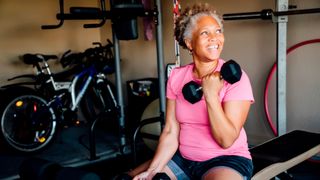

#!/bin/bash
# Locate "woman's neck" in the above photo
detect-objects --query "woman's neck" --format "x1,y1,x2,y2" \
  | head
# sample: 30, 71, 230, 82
193, 59, 219, 79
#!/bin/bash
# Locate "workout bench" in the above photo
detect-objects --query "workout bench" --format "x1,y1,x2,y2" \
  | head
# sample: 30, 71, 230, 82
19, 130, 319, 179
250, 130, 320, 179
133, 120, 320, 179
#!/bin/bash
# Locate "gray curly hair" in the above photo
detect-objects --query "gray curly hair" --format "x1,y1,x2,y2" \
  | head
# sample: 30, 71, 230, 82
174, 3, 223, 49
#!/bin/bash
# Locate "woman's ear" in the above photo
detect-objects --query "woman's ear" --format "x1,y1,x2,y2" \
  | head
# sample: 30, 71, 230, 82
184, 39, 192, 51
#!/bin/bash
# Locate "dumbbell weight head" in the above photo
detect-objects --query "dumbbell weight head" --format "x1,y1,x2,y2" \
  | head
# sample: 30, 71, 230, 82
220, 59, 242, 84
153, 173, 170, 180
182, 60, 242, 104
182, 81, 203, 104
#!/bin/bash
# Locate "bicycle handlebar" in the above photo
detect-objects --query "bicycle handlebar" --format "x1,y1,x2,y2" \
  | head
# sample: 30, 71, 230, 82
60, 39, 114, 69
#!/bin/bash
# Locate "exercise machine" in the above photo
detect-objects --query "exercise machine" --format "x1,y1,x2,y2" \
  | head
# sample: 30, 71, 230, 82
223, 0, 320, 136
41, 0, 166, 159
224, 4, 320, 178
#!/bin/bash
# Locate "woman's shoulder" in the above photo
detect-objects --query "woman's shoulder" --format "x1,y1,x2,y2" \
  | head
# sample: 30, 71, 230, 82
172, 63, 193, 74
167, 63, 193, 84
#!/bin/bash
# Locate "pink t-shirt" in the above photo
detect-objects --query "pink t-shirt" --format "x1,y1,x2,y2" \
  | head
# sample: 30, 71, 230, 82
166, 59, 254, 161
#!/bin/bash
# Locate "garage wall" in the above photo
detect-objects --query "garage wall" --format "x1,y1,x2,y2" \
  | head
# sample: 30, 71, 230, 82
0, 0, 101, 82
0, 0, 319, 145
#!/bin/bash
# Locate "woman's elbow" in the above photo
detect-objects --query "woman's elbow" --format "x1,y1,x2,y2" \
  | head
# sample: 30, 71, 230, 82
217, 139, 235, 149
215, 133, 239, 149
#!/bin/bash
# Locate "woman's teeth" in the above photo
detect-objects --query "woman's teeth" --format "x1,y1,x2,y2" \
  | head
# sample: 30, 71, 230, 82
208, 44, 219, 49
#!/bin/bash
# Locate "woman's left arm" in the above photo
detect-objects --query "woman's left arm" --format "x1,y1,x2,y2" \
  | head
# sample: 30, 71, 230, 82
206, 98, 251, 149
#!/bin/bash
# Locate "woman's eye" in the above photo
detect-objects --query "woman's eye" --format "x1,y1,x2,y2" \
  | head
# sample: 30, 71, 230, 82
200, 31, 208, 36
216, 29, 222, 34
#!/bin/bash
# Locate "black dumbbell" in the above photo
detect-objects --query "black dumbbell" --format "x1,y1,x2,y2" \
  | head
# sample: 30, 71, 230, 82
153, 173, 170, 180
112, 172, 169, 180
182, 59, 242, 104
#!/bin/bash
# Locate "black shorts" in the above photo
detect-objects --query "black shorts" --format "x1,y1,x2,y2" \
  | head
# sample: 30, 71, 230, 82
167, 151, 253, 179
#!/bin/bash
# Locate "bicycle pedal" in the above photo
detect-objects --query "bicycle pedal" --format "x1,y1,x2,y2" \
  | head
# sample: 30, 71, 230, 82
34, 130, 46, 143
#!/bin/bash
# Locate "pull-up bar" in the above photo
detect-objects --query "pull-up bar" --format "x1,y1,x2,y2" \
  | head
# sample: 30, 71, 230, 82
223, 7, 320, 21
41, 0, 158, 29
41, 0, 65, 29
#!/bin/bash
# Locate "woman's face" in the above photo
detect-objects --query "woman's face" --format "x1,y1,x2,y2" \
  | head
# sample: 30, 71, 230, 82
186, 15, 225, 62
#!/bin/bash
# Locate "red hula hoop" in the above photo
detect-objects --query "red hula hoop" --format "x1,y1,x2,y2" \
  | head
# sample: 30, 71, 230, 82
264, 39, 320, 137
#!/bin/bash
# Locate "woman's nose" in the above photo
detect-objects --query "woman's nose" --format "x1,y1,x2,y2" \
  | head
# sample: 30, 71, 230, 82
209, 33, 217, 41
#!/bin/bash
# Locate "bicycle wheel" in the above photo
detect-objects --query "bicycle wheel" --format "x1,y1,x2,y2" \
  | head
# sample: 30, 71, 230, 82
81, 80, 118, 125
1, 95, 57, 153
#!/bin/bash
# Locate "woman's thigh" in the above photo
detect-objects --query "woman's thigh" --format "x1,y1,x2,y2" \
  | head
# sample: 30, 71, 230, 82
196, 155, 253, 180
202, 166, 243, 180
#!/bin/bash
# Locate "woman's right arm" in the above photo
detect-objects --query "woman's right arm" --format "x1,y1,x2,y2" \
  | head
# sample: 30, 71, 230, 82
133, 98, 180, 179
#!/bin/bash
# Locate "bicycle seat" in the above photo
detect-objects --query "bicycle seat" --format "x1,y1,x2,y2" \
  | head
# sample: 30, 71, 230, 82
23, 54, 58, 65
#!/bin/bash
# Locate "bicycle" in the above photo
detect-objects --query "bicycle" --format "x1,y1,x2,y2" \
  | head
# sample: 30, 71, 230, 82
0, 40, 118, 153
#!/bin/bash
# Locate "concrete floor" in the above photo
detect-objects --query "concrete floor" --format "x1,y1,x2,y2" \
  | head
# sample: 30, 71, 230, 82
0, 122, 129, 180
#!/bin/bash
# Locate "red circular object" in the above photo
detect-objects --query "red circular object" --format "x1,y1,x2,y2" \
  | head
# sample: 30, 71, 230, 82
264, 39, 320, 136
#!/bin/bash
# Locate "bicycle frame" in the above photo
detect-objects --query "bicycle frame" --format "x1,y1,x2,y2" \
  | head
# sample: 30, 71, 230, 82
44, 62, 105, 112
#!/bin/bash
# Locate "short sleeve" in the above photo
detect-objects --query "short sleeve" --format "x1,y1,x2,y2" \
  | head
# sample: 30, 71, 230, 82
166, 68, 177, 100
222, 70, 254, 103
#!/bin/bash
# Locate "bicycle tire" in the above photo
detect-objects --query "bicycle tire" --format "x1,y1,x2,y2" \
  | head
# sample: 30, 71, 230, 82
80, 80, 118, 128
0, 93, 57, 153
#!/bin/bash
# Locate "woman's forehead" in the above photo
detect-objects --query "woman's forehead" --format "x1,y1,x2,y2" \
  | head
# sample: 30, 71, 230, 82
195, 16, 221, 29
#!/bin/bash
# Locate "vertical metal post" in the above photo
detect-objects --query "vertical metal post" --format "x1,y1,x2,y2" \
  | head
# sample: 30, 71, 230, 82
276, 0, 288, 136
112, 28, 127, 152
155, 0, 166, 124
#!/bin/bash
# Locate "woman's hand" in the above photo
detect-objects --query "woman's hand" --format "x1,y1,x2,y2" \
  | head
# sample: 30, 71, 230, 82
133, 170, 156, 180
202, 71, 223, 101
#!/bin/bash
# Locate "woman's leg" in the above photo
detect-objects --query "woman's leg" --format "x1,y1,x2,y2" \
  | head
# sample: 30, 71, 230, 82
162, 165, 177, 180
195, 156, 253, 180
202, 167, 243, 180
127, 160, 176, 180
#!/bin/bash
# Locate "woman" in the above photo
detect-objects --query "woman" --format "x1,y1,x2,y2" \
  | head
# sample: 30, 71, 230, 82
131, 3, 254, 180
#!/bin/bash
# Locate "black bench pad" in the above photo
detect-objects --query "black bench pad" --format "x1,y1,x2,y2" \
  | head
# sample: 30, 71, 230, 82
250, 130, 320, 179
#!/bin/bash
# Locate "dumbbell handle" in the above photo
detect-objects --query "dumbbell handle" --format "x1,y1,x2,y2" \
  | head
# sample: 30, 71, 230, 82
194, 74, 223, 92
182, 60, 242, 104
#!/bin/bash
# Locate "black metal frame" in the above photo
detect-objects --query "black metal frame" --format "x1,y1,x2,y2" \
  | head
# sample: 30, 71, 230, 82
223, 7, 320, 21
41, 0, 166, 162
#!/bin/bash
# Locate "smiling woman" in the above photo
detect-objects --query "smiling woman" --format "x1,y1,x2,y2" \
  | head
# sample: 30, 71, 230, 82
117, 3, 255, 180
